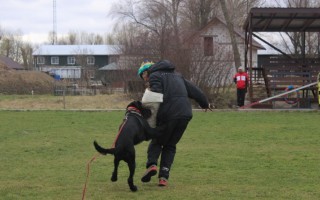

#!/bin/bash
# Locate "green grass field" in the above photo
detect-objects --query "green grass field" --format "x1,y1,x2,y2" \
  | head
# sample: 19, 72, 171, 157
1, 110, 319, 200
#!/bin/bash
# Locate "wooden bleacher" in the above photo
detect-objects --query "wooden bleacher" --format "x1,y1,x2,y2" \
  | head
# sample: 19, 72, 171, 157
244, 8, 320, 109
254, 57, 320, 108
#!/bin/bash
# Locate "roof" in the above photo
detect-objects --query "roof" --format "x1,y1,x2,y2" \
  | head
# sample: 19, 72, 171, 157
98, 62, 132, 71
0, 55, 24, 70
33, 45, 122, 56
98, 62, 118, 70
244, 7, 320, 32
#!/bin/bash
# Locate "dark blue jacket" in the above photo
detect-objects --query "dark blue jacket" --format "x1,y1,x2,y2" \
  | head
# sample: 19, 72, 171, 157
148, 60, 209, 124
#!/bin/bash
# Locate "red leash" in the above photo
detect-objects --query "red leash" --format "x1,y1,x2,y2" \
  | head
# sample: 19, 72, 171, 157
111, 118, 128, 148
82, 153, 100, 200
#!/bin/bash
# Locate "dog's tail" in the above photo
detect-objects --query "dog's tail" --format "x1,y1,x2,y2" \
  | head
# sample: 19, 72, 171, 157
93, 140, 115, 155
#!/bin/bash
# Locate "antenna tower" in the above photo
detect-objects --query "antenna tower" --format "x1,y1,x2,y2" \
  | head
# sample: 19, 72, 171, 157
53, 0, 57, 44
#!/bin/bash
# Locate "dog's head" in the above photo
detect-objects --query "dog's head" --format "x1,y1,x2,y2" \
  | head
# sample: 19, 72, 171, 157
126, 101, 152, 119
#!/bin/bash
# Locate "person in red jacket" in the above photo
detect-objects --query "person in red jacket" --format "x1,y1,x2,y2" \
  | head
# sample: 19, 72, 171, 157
233, 66, 249, 107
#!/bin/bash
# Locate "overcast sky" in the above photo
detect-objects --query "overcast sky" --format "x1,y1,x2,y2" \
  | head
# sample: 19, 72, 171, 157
0, 0, 118, 44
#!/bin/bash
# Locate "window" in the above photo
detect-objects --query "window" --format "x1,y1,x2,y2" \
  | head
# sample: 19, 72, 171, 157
87, 56, 95, 65
204, 37, 213, 56
51, 57, 59, 65
37, 57, 45, 64
67, 56, 76, 65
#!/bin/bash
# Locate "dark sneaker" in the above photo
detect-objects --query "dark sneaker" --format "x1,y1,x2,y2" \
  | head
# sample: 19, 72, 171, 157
158, 177, 168, 186
141, 165, 157, 182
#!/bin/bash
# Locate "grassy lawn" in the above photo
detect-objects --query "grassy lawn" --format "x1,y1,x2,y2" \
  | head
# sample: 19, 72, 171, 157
0, 110, 319, 200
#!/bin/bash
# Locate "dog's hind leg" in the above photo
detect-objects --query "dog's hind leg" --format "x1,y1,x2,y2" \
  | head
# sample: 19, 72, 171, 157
127, 153, 137, 192
127, 161, 137, 192
111, 157, 119, 182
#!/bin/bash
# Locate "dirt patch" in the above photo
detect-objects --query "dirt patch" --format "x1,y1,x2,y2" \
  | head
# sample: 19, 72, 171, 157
0, 94, 132, 110
0, 65, 54, 94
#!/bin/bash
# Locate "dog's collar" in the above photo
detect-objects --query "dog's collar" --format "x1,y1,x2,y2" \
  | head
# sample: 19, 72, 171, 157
127, 106, 141, 113
126, 106, 142, 117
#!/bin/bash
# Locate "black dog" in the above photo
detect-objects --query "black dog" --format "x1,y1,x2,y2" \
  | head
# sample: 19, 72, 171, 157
93, 101, 159, 192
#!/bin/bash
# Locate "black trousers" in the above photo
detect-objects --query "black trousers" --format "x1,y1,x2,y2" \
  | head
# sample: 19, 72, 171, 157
146, 118, 190, 179
237, 88, 246, 107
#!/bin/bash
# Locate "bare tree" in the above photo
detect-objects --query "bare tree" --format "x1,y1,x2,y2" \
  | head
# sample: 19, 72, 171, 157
217, 0, 263, 69
225, 0, 263, 29
0, 30, 25, 64
219, 0, 241, 69
54, 31, 106, 45
0, 27, 36, 69
20, 43, 33, 70
68, 31, 77, 44
180, 0, 219, 29
112, 0, 181, 58
54, 31, 77, 44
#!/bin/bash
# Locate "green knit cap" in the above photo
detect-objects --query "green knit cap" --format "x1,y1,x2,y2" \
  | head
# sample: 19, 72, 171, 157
138, 60, 154, 78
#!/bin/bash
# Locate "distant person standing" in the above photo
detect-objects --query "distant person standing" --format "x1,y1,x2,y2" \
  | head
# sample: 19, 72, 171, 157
233, 66, 249, 107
